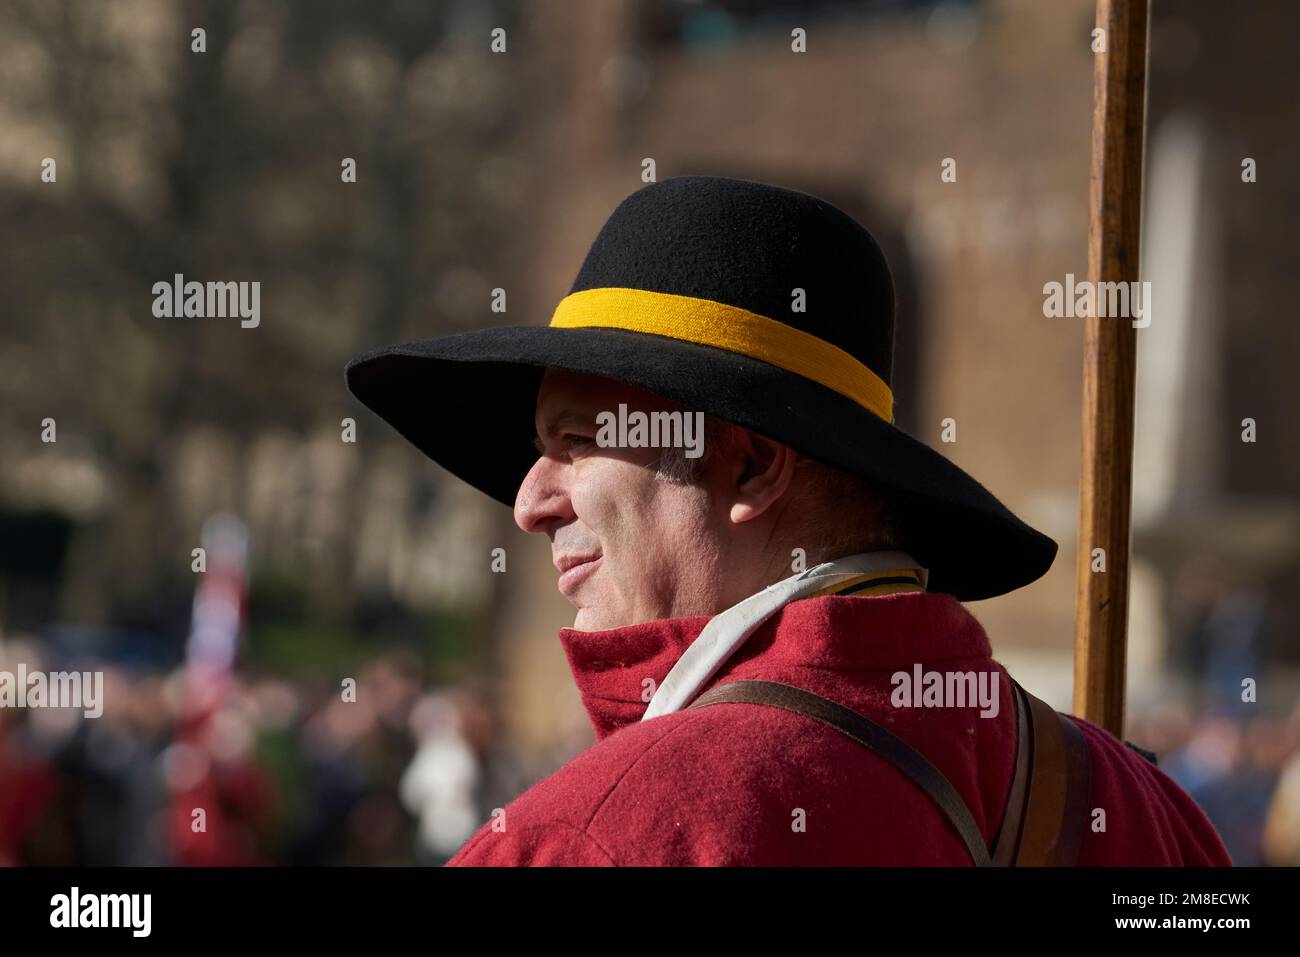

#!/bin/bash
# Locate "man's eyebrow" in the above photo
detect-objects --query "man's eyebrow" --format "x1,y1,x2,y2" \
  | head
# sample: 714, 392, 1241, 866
532, 409, 592, 452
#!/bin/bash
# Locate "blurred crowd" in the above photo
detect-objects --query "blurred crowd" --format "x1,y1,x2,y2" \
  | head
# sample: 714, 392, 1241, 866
0, 640, 550, 867
1126, 703, 1300, 866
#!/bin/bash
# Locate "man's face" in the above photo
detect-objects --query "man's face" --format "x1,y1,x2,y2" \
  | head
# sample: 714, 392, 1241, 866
514, 369, 727, 631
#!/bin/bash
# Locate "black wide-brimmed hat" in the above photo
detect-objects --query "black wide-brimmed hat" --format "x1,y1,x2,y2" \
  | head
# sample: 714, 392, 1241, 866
345, 175, 1056, 600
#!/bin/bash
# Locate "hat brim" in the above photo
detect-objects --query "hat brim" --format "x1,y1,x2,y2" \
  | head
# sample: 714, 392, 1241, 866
344, 326, 1057, 601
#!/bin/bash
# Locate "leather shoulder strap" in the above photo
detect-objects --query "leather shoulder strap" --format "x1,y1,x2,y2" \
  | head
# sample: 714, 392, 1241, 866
991, 682, 1032, 864
686, 679, 993, 866
1001, 681, 1093, 866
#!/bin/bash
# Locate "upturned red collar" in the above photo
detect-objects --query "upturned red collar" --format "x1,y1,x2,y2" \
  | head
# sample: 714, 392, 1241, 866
557, 588, 992, 742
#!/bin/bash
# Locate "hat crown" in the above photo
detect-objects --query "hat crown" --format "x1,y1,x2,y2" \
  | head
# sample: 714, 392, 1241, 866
569, 175, 897, 385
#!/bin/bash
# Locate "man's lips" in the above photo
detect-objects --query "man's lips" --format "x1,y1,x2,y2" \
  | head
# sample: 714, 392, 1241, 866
555, 554, 602, 596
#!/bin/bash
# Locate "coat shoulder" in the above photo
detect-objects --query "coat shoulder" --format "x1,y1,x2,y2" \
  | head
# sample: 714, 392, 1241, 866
1069, 715, 1232, 865
453, 703, 984, 866
584, 702, 977, 865
445, 709, 699, 864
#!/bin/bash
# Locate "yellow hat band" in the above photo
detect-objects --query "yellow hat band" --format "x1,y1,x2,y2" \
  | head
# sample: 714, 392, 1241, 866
548, 287, 894, 423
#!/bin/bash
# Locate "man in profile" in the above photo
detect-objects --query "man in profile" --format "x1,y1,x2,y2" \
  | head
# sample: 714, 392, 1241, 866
346, 175, 1231, 866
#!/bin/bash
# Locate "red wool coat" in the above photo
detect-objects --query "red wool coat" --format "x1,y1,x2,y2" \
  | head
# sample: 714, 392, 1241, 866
445, 592, 1232, 866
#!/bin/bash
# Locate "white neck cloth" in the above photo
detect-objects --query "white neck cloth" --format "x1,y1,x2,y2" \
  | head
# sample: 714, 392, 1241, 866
641, 550, 927, 721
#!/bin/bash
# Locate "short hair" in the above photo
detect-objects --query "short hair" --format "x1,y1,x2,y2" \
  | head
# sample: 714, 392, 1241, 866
652, 415, 906, 562
652, 416, 728, 484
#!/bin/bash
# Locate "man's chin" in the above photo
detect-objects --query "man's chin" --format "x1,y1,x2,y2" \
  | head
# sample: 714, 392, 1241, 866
571, 606, 621, 632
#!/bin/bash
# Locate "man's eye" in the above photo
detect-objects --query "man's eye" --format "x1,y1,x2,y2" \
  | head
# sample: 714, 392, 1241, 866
532, 433, 595, 456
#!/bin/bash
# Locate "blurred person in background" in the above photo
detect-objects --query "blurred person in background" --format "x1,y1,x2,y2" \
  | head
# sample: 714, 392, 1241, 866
1263, 703, 1300, 866
400, 690, 482, 864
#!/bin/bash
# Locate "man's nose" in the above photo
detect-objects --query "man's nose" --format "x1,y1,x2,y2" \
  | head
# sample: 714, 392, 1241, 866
514, 454, 574, 534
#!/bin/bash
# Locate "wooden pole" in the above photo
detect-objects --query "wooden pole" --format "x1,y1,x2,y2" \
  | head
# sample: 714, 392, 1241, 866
1074, 0, 1150, 735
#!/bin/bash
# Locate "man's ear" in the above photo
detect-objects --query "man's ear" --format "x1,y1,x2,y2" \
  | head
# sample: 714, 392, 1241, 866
728, 430, 798, 524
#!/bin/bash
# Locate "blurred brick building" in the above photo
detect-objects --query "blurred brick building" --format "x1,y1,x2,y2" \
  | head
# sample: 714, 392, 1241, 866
488, 0, 1300, 759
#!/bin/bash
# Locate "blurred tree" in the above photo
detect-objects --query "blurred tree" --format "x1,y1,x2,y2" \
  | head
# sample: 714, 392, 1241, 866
0, 0, 531, 650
